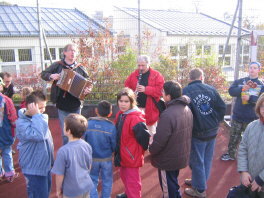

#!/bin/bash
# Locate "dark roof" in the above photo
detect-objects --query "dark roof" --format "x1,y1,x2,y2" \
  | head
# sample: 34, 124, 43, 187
116, 7, 250, 36
0, 5, 106, 37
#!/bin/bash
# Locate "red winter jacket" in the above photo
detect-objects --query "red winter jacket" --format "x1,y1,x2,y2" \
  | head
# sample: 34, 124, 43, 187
114, 109, 149, 168
125, 68, 164, 125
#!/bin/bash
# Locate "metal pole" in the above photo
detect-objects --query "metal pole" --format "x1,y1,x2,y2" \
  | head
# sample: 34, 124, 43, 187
42, 29, 53, 65
37, 0, 47, 94
37, 0, 44, 71
234, 0, 242, 81
138, 0, 141, 55
222, 0, 239, 65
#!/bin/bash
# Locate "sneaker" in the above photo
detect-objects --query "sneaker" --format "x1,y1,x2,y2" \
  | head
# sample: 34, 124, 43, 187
116, 193, 127, 198
184, 178, 192, 186
185, 188, 206, 198
221, 153, 235, 161
5, 172, 19, 183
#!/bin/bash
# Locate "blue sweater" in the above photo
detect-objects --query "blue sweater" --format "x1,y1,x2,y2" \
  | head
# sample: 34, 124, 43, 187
84, 117, 116, 160
229, 77, 264, 123
16, 109, 54, 176
183, 80, 226, 139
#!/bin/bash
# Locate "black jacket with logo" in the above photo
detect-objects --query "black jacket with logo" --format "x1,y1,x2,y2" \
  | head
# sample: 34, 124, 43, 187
183, 80, 226, 139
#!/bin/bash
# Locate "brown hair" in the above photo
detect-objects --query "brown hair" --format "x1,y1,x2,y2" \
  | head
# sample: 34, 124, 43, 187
26, 90, 46, 105
189, 68, 204, 81
117, 87, 137, 109
255, 93, 264, 119
21, 87, 33, 98
64, 113, 87, 138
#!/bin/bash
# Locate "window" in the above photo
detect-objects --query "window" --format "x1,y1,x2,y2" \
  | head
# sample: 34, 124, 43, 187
170, 46, 178, 56
179, 45, 188, 56
59, 48, 64, 59
204, 45, 211, 55
243, 56, 249, 64
179, 58, 188, 67
44, 48, 56, 60
1, 65, 16, 75
243, 45, 249, 54
196, 45, 202, 55
19, 64, 35, 75
118, 46, 126, 53
0, 49, 15, 62
219, 45, 231, 54
18, 49, 32, 61
218, 57, 230, 66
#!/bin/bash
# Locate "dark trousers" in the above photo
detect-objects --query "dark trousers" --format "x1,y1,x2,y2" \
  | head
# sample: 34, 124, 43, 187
158, 169, 181, 198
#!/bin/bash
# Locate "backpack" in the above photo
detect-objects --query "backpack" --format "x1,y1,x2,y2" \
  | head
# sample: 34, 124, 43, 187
227, 185, 260, 198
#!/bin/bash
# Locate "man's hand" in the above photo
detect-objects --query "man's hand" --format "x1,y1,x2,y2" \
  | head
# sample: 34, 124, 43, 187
50, 73, 60, 81
136, 85, 146, 93
26, 103, 40, 116
242, 84, 250, 91
251, 180, 262, 192
83, 84, 93, 95
241, 172, 252, 187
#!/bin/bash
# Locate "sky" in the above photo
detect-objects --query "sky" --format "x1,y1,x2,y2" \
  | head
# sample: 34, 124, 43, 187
6, 0, 264, 25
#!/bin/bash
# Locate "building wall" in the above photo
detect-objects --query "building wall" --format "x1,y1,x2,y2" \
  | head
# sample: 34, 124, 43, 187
0, 36, 75, 75
113, 9, 250, 72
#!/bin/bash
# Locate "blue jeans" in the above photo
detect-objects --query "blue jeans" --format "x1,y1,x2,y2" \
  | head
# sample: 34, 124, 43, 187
0, 145, 14, 176
58, 108, 81, 145
90, 160, 113, 198
190, 137, 216, 191
24, 171, 51, 198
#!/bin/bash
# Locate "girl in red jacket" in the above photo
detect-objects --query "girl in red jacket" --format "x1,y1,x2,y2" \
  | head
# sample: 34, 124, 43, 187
115, 87, 150, 198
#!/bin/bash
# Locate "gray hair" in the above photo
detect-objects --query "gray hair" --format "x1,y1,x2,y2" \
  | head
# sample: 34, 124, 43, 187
137, 55, 150, 64
63, 44, 75, 52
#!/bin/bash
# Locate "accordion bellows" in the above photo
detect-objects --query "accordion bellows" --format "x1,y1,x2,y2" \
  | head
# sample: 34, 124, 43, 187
57, 69, 92, 100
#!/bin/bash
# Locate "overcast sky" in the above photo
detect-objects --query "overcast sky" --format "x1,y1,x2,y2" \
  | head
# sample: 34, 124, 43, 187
6, 0, 264, 24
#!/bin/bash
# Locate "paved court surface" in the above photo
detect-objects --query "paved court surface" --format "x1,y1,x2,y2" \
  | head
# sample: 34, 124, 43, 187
0, 119, 239, 198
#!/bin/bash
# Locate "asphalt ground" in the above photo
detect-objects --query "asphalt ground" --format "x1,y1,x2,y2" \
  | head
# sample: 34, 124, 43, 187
0, 119, 239, 198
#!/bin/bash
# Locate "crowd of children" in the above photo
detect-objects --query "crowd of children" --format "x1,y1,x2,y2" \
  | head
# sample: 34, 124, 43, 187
1, 61, 264, 198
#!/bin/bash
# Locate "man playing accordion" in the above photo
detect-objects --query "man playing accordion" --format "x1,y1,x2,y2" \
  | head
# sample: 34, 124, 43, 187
41, 43, 92, 145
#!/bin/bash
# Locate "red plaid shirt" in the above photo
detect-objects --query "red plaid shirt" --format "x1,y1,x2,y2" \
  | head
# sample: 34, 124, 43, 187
0, 93, 17, 137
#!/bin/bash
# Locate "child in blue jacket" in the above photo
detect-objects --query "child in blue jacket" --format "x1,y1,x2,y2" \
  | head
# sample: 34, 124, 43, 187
84, 100, 117, 198
16, 90, 54, 198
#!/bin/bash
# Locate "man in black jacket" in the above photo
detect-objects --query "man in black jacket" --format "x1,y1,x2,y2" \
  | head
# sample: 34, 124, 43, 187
41, 44, 92, 145
183, 68, 226, 198
0, 72, 14, 99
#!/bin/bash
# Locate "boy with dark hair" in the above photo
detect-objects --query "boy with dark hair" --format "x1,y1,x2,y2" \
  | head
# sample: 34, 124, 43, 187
149, 81, 193, 198
84, 100, 117, 198
52, 114, 93, 198
16, 90, 54, 198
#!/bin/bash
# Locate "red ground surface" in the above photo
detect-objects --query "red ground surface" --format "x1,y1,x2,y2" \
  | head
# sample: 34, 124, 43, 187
0, 119, 239, 198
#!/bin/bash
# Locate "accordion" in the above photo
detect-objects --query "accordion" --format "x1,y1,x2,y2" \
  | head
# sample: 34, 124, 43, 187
57, 69, 92, 100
